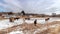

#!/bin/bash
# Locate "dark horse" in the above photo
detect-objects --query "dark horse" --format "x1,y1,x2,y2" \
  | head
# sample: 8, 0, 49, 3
34, 19, 37, 26
45, 17, 50, 21
14, 17, 20, 20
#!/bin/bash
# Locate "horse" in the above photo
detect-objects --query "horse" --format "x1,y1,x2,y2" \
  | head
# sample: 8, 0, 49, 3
9, 17, 14, 22
45, 17, 50, 21
9, 17, 20, 22
14, 17, 20, 20
34, 19, 37, 26
25, 18, 30, 20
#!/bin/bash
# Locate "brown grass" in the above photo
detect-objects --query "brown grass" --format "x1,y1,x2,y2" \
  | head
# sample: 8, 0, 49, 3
0, 23, 43, 34
0, 21, 60, 34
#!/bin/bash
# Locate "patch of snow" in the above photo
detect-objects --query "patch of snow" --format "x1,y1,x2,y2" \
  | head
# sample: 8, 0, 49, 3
25, 18, 46, 24
0, 19, 23, 30
37, 19, 45, 24
48, 17, 60, 22
25, 20, 35, 24
8, 31, 24, 34
49, 24, 60, 28
24, 17, 60, 24
34, 29, 41, 34
31, 18, 45, 20
14, 19, 24, 24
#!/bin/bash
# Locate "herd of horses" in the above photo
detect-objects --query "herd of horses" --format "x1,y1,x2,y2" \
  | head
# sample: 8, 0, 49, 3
9, 17, 50, 26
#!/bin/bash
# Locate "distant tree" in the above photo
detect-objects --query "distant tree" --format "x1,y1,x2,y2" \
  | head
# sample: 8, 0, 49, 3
21, 10, 25, 15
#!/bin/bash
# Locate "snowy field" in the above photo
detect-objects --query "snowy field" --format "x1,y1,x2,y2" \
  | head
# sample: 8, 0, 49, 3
0, 17, 60, 34
8, 23, 60, 34
0, 18, 46, 30
0, 19, 24, 30
8, 31, 24, 34
0, 17, 60, 30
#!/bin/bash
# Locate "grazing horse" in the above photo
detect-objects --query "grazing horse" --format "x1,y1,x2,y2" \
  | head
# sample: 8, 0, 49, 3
34, 19, 37, 26
45, 17, 50, 21
9, 17, 20, 22
25, 18, 30, 20
14, 17, 20, 20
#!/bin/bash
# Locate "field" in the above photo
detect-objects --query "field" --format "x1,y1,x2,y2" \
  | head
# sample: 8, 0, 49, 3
0, 16, 60, 34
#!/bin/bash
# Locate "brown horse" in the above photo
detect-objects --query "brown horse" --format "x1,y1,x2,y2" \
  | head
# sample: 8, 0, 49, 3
25, 18, 30, 20
9, 17, 14, 22
9, 17, 20, 22
45, 17, 50, 21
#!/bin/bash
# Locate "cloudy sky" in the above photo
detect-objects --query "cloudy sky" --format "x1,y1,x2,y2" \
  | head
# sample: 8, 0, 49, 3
0, 0, 60, 15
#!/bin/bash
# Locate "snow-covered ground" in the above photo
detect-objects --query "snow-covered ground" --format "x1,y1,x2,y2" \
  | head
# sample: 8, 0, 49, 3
8, 31, 24, 34
8, 23, 60, 34
0, 19, 24, 30
0, 17, 60, 30
48, 17, 60, 22
0, 17, 60, 34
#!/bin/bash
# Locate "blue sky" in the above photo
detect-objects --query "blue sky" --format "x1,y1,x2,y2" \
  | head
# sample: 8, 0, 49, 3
0, 0, 60, 15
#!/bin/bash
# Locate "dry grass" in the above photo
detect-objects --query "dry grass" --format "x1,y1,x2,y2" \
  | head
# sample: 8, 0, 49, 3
0, 23, 43, 34
36, 25, 60, 34
0, 20, 60, 34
